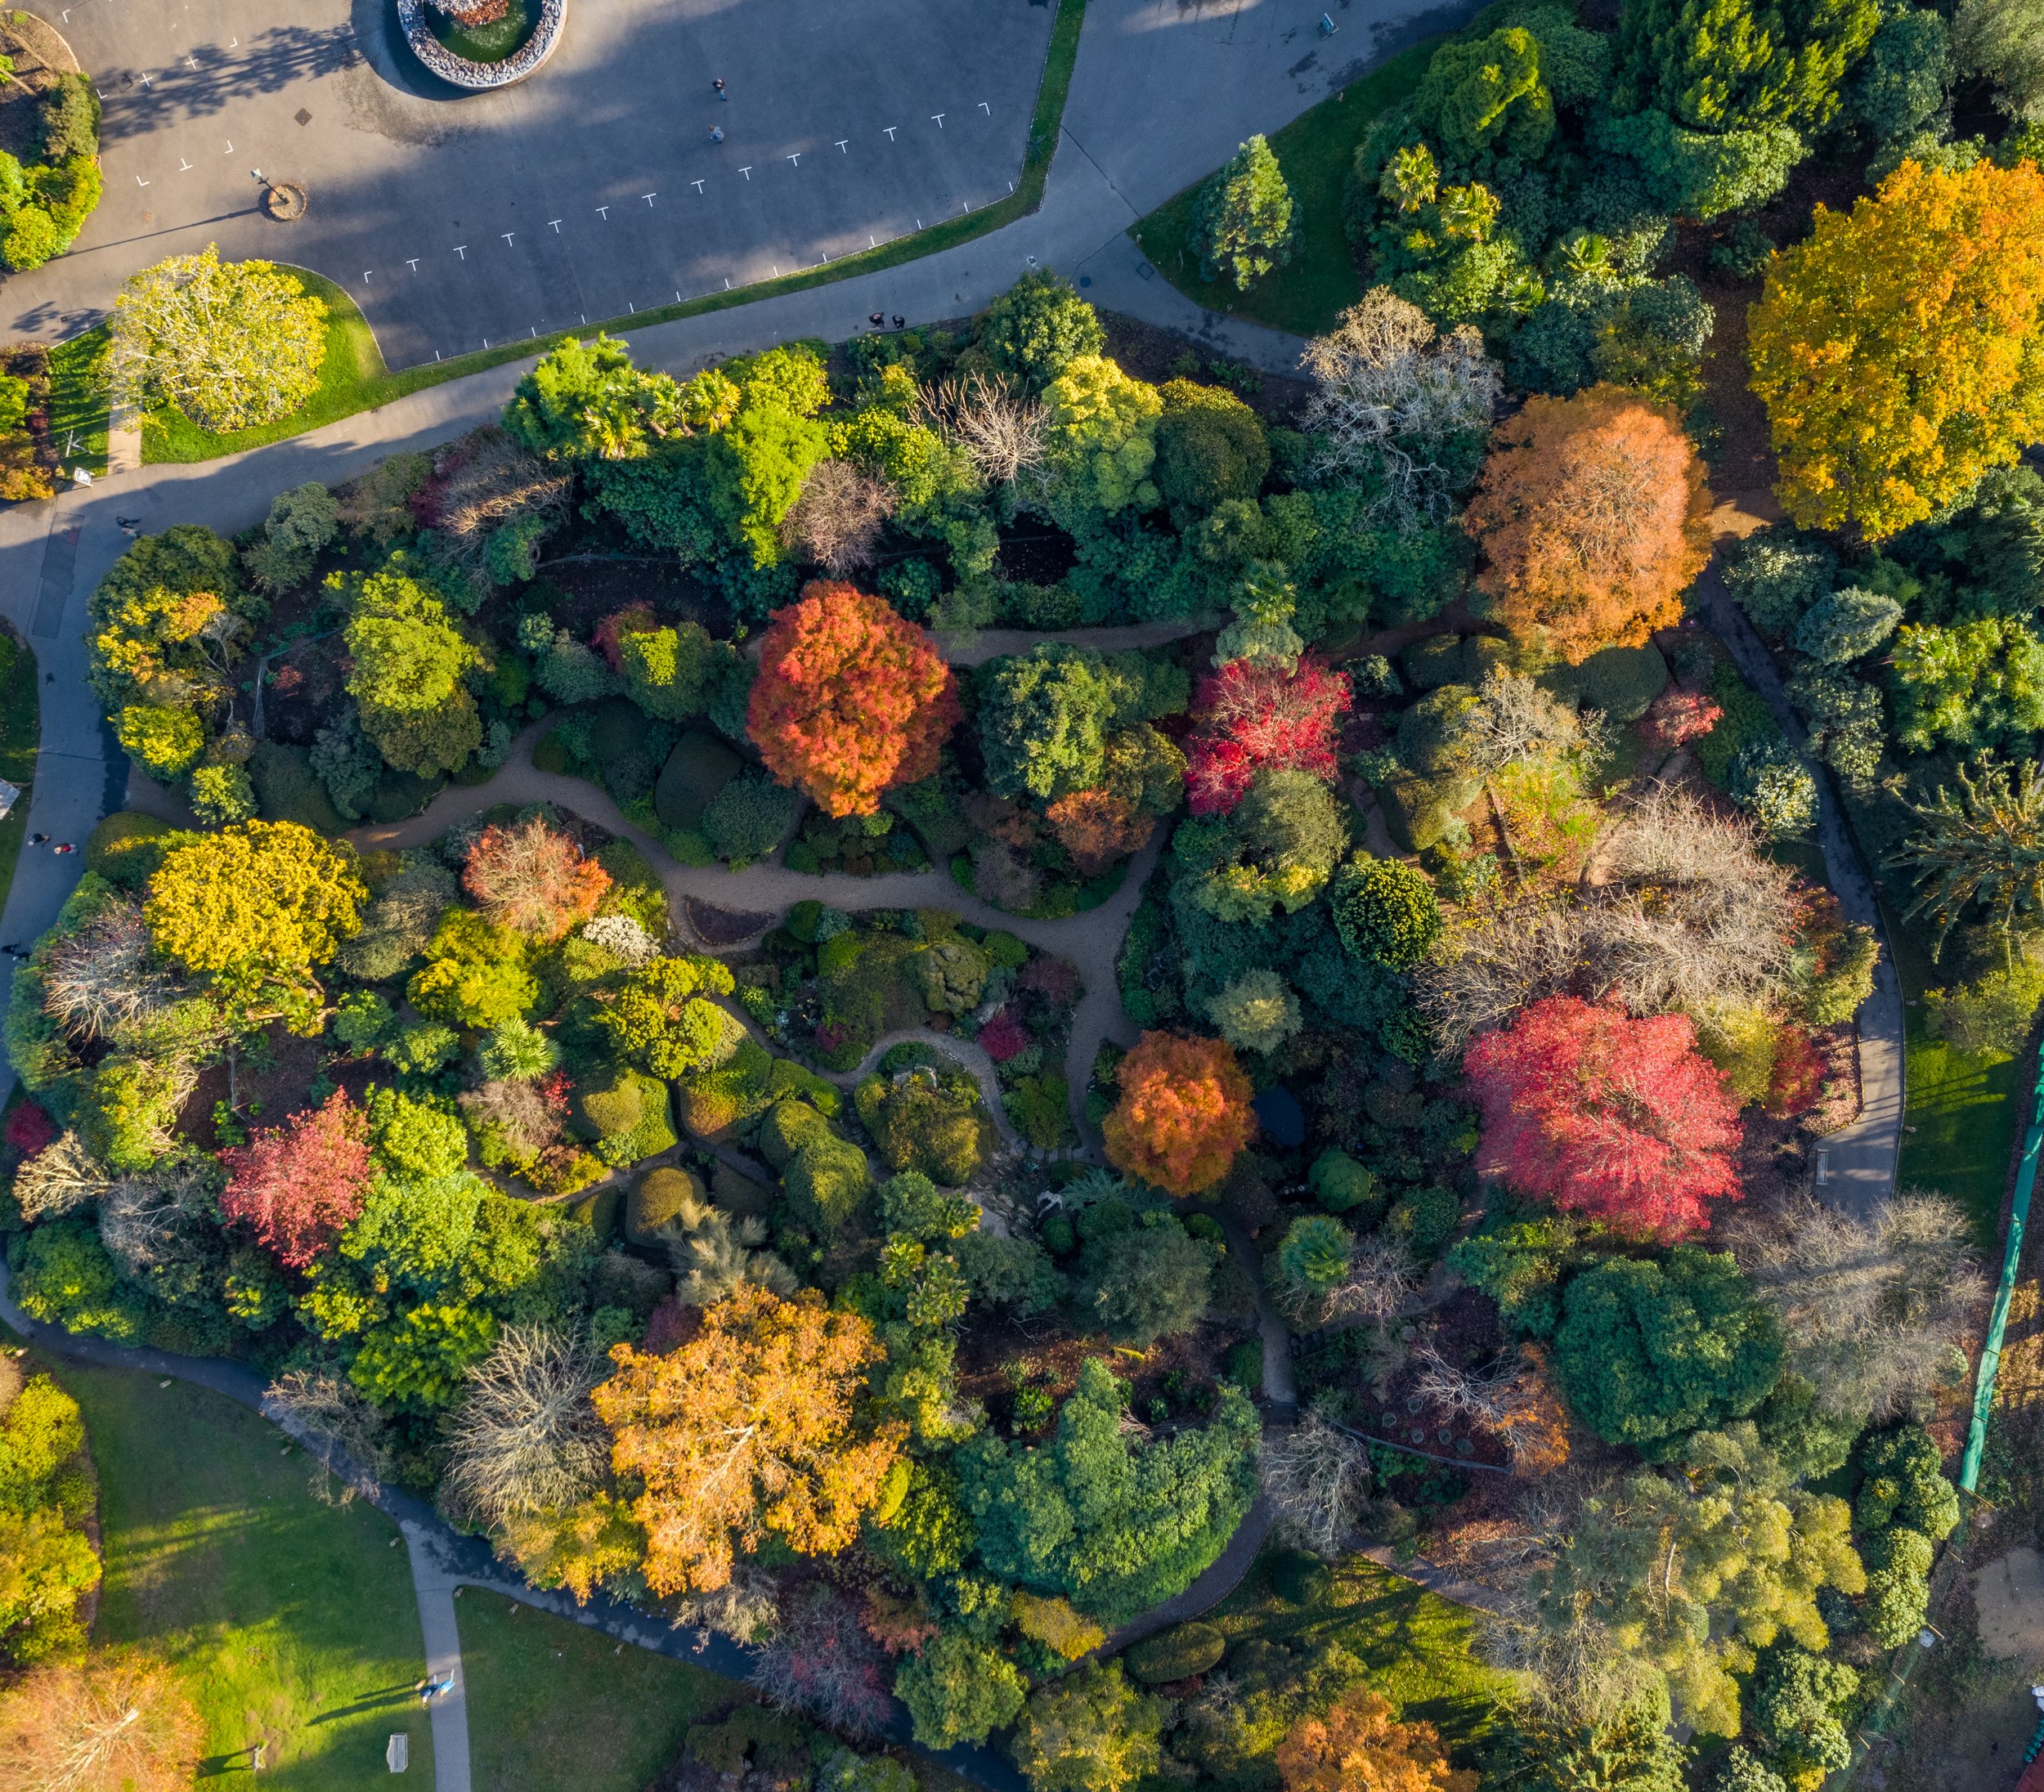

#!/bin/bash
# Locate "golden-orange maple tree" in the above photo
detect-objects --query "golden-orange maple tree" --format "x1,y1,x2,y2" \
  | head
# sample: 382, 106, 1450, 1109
1747, 157, 2044, 540
1103, 1031, 1256, 1195
1276, 1687, 1477, 1792
590, 1284, 905, 1594
1462, 383, 1710, 665
462, 816, 611, 941
1045, 788, 1155, 875
746, 581, 960, 818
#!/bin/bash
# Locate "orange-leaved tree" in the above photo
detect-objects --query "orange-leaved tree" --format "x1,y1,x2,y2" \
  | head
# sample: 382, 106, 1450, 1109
1103, 1031, 1256, 1196
590, 1284, 906, 1594
462, 817, 611, 942
1045, 788, 1154, 875
746, 581, 960, 817
1748, 157, 2044, 541
1276, 1687, 1477, 1792
1462, 383, 1710, 665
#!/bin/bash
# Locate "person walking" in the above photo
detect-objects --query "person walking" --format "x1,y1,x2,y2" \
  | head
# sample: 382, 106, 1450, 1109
51, 843, 74, 855
710, 125, 724, 144
713, 78, 727, 99
27, 833, 46, 846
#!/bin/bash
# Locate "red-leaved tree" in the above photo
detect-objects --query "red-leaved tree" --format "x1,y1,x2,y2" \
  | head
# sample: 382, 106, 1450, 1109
746, 582, 960, 818
1641, 688, 1724, 752
1462, 996, 1743, 1239
3, 1103, 56, 1158
219, 1089, 375, 1269
463, 818, 612, 942
1184, 655, 1352, 815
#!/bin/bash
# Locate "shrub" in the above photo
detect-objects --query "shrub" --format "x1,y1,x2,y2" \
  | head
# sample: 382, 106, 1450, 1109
894, 1632, 1027, 1749
1076, 1212, 1221, 1345
1331, 853, 1441, 969
977, 271, 1105, 393
1385, 1185, 1460, 1258
1126, 1622, 1226, 1684
1729, 737, 1818, 840
1307, 1149, 1382, 1219
1191, 136, 1299, 290
1154, 381, 1271, 511
12, 1221, 143, 1343
1723, 526, 1836, 635
1795, 586, 1904, 663
1925, 960, 2044, 1055
1011, 1663, 1164, 1792
702, 772, 800, 862
1269, 1548, 1333, 1606
1540, 642, 1670, 722
654, 732, 742, 830
786, 1134, 872, 1235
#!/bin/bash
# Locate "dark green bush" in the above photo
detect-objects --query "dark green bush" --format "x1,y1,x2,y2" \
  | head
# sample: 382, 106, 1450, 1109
1540, 643, 1669, 723
1126, 1621, 1226, 1684
654, 730, 742, 829
1269, 1548, 1333, 1607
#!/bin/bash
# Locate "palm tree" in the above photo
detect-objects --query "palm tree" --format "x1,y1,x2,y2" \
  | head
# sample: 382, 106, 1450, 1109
1889, 753, 2044, 967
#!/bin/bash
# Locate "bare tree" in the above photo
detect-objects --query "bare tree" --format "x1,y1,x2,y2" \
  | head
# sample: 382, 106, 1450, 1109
1410, 1340, 1527, 1428
262, 1369, 393, 1506
916, 370, 1048, 486
1728, 1189, 1986, 1422
1417, 900, 1587, 1051
751, 1588, 891, 1736
441, 1324, 609, 1529
1463, 670, 1607, 777
1301, 287, 1501, 523
0, 1648, 202, 1792
1320, 1232, 1421, 1326
1259, 1401, 1373, 1556
676, 1566, 785, 1648
1476, 1606, 1660, 1729
98, 1159, 220, 1282
781, 459, 897, 574
38, 903, 171, 1043
415, 426, 573, 571
12, 1135, 112, 1222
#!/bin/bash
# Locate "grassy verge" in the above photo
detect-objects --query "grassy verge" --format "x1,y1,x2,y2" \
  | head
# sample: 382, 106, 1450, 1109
141, 0, 1087, 465
1884, 901, 2019, 1251
0, 625, 37, 925
1129, 40, 1435, 338
458, 1592, 729, 1792
46, 329, 109, 474
1204, 1550, 1511, 1757
56, 1359, 434, 1786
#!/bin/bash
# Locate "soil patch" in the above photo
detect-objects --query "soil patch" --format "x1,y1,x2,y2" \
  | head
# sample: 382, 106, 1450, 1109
532, 559, 731, 643
685, 898, 779, 948
1975, 1549, 2044, 1665
1098, 311, 1312, 423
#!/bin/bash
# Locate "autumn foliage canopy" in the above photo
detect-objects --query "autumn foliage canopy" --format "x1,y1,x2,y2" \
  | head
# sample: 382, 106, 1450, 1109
1184, 655, 1352, 815
591, 1284, 907, 1595
746, 582, 960, 818
1748, 158, 2044, 541
1463, 384, 1711, 665
462, 818, 612, 942
1463, 995, 1744, 1240
218, 1089, 375, 1269
1276, 1687, 1477, 1792
1103, 1031, 1257, 1195
1045, 789, 1154, 875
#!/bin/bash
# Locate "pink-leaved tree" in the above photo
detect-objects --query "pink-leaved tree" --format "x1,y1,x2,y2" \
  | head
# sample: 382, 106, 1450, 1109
219, 1089, 375, 1269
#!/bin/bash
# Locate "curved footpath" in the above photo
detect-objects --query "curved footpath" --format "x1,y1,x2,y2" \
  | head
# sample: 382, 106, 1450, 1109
1697, 566, 1906, 1218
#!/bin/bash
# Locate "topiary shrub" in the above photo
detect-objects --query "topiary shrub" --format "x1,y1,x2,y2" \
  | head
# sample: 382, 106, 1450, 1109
1386, 1185, 1459, 1258
1224, 1337, 1263, 1394
1332, 853, 1442, 969
1307, 1149, 1383, 1221
626, 1165, 705, 1245
784, 1132, 872, 1234
1793, 586, 1903, 664
1540, 643, 1670, 722
1126, 1621, 1226, 1684
574, 1067, 676, 1168
569, 1185, 623, 1242
760, 1098, 832, 1170
1381, 771, 1481, 853
654, 731, 742, 829
1722, 526, 1836, 637
1400, 634, 1472, 691
1269, 1548, 1333, 1607
83, 812, 177, 891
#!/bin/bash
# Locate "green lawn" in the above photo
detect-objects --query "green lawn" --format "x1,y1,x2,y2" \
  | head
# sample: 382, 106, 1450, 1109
0, 625, 38, 924
458, 1591, 729, 1792
141, 0, 1087, 465
46, 330, 110, 475
1885, 907, 2022, 1252
56, 1359, 436, 1787
1130, 40, 1436, 338
1203, 1551, 1511, 1757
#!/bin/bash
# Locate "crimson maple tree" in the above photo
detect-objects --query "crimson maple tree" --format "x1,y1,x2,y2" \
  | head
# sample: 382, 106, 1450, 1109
746, 582, 960, 818
218, 1089, 375, 1268
1183, 655, 1352, 815
1462, 995, 1744, 1239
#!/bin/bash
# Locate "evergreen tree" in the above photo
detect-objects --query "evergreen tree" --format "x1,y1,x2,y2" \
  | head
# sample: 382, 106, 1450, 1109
1191, 137, 1300, 291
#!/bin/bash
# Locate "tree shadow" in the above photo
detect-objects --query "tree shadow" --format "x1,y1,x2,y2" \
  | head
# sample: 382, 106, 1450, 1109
98, 25, 361, 133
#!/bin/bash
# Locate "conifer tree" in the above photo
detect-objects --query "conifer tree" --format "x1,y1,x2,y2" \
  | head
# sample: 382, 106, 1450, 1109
1191, 137, 1299, 292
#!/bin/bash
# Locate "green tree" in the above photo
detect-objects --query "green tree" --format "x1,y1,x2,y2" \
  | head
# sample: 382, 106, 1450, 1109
1890, 754, 2044, 965
350, 1301, 500, 1413
1552, 1248, 1783, 1454
0, 1508, 100, 1665
1154, 382, 1271, 512
1011, 1662, 1164, 1792
1332, 853, 1442, 969
1612, 0, 1880, 134
598, 955, 744, 1077
1751, 1647, 1858, 1776
958, 1360, 1258, 1622
1039, 356, 1163, 521
11, 1221, 143, 1344
1854, 1424, 1960, 1540
1413, 27, 1557, 162
978, 645, 1155, 802
1075, 1212, 1221, 1346
1888, 617, 2044, 753
1276, 1214, 1353, 1297
111, 245, 325, 433
1191, 137, 1300, 292
1480, 1687, 1690, 1792
702, 404, 830, 566
976, 271, 1106, 393
504, 333, 693, 461
895, 1631, 1028, 1748
342, 568, 483, 777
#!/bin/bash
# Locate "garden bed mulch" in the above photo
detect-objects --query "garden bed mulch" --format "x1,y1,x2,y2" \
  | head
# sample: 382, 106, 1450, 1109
685, 898, 781, 948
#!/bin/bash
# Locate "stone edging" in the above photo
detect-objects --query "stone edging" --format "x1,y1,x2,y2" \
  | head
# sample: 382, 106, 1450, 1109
395, 0, 565, 89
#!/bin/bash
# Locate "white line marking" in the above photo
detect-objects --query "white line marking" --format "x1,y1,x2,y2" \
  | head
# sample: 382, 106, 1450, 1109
883, 126, 897, 140
596, 204, 610, 218
836, 139, 849, 152
869, 234, 876, 247
137, 72, 150, 87
930, 113, 944, 127
548, 218, 562, 231
454, 244, 467, 258
739, 166, 752, 180
692, 180, 705, 193
186, 54, 198, 68
224, 141, 231, 152
363, 271, 370, 282
787, 154, 800, 167
980, 101, 991, 113
407, 258, 419, 271
134, 175, 147, 186
178, 159, 191, 171
642, 192, 657, 204
502, 232, 515, 245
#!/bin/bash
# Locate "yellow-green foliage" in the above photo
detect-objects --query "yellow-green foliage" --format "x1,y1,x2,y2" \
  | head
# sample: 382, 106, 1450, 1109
143, 820, 365, 977
1011, 1592, 1108, 1661
760, 1099, 832, 1171
115, 703, 204, 778
1693, 1001, 1782, 1104
627, 1167, 706, 1246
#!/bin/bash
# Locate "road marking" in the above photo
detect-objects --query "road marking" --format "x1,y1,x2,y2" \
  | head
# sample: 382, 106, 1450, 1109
692, 180, 705, 193
454, 244, 467, 258
186, 54, 198, 68
724, 278, 729, 289
738, 166, 752, 180
137, 72, 151, 87
915, 217, 922, 227
883, 126, 897, 140
502, 232, 515, 245
787, 154, 800, 167
134, 175, 147, 186
548, 218, 562, 231
436, 350, 442, 361
869, 234, 876, 246
224, 141, 232, 152
178, 158, 191, 171
930, 113, 944, 127
642, 192, 657, 204
980, 101, 991, 113
836, 139, 849, 152
363, 271, 371, 282
596, 204, 609, 217
407, 258, 419, 271
1008, 179, 1015, 192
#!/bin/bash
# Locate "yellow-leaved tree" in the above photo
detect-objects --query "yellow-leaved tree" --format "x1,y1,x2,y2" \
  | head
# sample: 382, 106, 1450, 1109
1747, 156, 2044, 540
591, 1284, 905, 1593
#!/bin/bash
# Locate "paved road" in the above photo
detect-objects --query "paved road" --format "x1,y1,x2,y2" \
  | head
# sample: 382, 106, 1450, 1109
1699, 563, 1907, 1218
0, 0, 1462, 368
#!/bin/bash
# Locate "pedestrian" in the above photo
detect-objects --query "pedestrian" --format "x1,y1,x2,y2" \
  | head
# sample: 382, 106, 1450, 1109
868, 311, 885, 327
714, 78, 727, 99
51, 843, 74, 855
27, 833, 46, 846
1, 945, 21, 959
710, 124, 724, 144
892, 314, 905, 329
